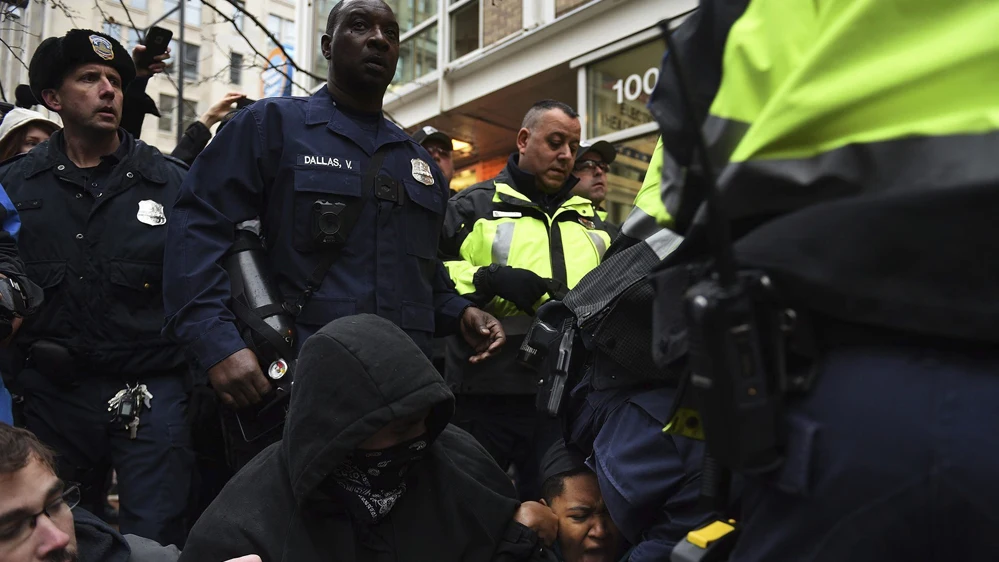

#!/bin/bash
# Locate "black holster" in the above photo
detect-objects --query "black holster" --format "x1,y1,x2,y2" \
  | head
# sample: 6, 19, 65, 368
28, 340, 76, 388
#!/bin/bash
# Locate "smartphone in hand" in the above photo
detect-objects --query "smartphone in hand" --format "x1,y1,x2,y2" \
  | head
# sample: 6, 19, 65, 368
137, 26, 173, 70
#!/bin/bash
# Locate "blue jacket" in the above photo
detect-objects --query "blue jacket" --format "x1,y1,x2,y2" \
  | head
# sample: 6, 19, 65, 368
163, 87, 471, 372
568, 377, 710, 561
0, 131, 185, 375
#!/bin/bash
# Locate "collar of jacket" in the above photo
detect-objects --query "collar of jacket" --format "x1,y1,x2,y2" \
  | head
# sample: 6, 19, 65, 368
22, 128, 168, 185
305, 85, 412, 156
497, 153, 587, 213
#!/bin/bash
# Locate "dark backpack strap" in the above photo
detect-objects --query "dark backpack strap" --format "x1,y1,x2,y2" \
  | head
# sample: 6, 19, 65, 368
284, 144, 392, 316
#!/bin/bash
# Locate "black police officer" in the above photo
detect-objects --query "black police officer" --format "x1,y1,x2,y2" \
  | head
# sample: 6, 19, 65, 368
162, 0, 505, 458
0, 29, 193, 547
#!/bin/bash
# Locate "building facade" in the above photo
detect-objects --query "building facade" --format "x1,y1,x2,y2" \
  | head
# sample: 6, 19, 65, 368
0, 0, 302, 154
304, 0, 697, 222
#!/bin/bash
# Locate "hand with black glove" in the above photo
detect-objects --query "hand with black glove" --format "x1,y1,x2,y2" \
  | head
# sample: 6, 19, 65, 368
474, 264, 550, 313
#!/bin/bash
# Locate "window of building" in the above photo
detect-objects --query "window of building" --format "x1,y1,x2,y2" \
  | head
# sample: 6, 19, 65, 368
392, 24, 437, 90
585, 40, 660, 139
599, 132, 658, 224
158, 94, 198, 133
130, 0, 148, 9
384, 0, 436, 34
230, 52, 243, 84
167, 40, 200, 81
311, 0, 339, 85
266, 14, 295, 49
232, 0, 245, 31
101, 22, 122, 42
158, 94, 175, 132
126, 27, 142, 51
449, 0, 479, 60
165, 0, 202, 27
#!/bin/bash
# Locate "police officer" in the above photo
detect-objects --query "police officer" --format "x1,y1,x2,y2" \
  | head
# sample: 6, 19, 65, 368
413, 125, 456, 189
644, 0, 999, 560
162, 0, 505, 445
570, 140, 618, 237
440, 100, 613, 500
0, 29, 192, 547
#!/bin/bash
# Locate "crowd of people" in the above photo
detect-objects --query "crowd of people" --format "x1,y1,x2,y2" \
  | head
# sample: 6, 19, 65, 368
1, 0, 998, 561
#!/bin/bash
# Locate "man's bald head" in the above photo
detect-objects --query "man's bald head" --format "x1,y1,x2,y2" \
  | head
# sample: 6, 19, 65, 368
327, 0, 393, 35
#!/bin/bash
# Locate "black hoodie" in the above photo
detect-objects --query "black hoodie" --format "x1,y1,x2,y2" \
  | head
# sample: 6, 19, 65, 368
180, 314, 552, 562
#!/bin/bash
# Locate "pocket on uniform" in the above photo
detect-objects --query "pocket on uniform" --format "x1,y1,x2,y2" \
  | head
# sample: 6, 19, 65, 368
402, 179, 443, 260
107, 259, 164, 337
292, 168, 362, 253
400, 300, 435, 332
24, 261, 68, 334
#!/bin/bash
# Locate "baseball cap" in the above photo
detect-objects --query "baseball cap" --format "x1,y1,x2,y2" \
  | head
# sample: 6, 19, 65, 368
575, 140, 616, 165
413, 125, 453, 150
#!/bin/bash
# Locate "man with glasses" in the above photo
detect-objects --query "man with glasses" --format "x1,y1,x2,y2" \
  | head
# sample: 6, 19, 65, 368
570, 140, 615, 219
0, 423, 260, 562
413, 126, 457, 194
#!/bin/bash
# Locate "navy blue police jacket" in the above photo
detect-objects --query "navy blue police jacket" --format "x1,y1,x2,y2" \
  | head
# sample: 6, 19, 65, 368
162, 86, 472, 373
0, 129, 187, 375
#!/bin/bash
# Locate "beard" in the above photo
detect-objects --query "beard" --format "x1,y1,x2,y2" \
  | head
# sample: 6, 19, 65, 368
43, 546, 78, 562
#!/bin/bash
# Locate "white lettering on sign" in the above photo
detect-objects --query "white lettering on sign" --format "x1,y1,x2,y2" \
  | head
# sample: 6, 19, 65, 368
611, 67, 660, 105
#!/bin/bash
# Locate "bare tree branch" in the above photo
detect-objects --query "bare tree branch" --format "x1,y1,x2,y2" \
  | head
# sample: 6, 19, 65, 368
215, 0, 325, 83
115, 0, 146, 42
199, 0, 316, 93
0, 35, 27, 70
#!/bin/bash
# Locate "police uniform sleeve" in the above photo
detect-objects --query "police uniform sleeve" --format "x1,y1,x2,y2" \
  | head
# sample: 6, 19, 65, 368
431, 166, 474, 333
0, 182, 41, 312
162, 107, 268, 373
440, 189, 485, 297
589, 388, 711, 561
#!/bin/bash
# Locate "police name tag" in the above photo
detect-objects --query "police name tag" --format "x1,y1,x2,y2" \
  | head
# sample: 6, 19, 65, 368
137, 200, 166, 226
297, 155, 358, 170
411, 159, 434, 186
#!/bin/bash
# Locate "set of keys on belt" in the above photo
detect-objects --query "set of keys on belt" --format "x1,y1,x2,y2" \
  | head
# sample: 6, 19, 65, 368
107, 383, 153, 439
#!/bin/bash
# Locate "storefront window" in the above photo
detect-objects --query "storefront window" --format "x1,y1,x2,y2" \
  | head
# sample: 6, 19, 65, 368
602, 132, 659, 224
385, 0, 437, 33
392, 24, 438, 90
585, 40, 663, 139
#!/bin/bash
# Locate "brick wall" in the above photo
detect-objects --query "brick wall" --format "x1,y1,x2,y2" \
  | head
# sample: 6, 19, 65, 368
482, 0, 523, 47
555, 0, 590, 17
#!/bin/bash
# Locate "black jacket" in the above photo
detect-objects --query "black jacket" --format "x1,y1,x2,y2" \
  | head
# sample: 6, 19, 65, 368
0, 130, 188, 375
180, 314, 553, 562
75, 508, 181, 562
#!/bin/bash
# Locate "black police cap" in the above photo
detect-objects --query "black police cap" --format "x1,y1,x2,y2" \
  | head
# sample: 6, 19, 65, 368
29, 29, 136, 110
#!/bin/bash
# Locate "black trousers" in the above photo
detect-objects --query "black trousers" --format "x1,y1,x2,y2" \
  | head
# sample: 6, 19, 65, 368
452, 393, 562, 501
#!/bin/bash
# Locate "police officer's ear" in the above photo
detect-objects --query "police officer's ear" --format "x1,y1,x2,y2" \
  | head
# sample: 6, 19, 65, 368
321, 34, 333, 60
516, 127, 532, 155
40, 89, 63, 113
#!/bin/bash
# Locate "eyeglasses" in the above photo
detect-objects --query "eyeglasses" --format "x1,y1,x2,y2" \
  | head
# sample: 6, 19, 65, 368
0, 484, 80, 550
574, 160, 609, 173
425, 145, 452, 158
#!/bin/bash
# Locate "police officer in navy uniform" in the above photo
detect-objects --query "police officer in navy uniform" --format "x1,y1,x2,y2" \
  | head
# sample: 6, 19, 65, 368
162, 0, 505, 440
0, 29, 193, 547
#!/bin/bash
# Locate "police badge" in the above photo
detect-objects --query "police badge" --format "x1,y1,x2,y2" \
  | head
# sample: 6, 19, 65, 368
411, 159, 435, 186
137, 200, 167, 226
90, 35, 115, 61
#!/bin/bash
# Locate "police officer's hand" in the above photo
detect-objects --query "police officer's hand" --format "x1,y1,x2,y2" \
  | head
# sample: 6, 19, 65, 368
476, 265, 550, 313
459, 307, 506, 363
132, 44, 170, 78
0, 273, 22, 347
514, 501, 559, 546
208, 348, 271, 409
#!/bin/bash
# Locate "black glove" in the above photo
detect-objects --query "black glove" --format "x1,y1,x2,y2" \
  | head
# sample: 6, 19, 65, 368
474, 265, 549, 313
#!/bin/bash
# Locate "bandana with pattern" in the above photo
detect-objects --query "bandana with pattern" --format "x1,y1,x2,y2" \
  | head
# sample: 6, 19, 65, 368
331, 433, 429, 523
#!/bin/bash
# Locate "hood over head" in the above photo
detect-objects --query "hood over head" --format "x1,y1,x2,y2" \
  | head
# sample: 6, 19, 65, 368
282, 314, 455, 505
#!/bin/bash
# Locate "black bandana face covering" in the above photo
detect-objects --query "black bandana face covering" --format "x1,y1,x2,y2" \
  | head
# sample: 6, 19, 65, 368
331, 433, 430, 522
